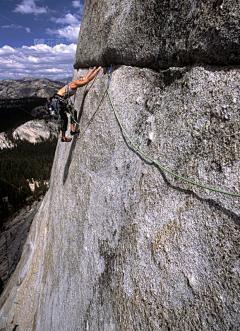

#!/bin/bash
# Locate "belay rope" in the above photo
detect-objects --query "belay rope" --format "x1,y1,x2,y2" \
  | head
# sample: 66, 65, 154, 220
67, 65, 239, 197
65, 78, 107, 129
105, 66, 240, 198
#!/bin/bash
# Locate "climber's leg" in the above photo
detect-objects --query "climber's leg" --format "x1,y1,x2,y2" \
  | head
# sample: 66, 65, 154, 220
60, 106, 72, 142
70, 110, 79, 135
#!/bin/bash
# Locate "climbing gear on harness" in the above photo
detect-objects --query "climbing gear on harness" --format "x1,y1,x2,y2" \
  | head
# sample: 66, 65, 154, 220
107, 64, 112, 89
106, 66, 240, 198
68, 76, 108, 129
60, 67, 108, 130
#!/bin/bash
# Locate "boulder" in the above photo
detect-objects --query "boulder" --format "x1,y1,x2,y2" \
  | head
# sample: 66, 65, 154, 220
74, 0, 240, 69
12, 119, 59, 144
31, 106, 48, 118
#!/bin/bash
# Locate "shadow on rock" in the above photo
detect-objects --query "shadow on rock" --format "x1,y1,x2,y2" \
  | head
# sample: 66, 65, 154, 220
154, 164, 240, 227
115, 112, 240, 227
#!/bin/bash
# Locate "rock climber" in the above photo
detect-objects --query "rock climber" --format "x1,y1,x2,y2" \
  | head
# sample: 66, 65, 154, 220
52, 66, 101, 142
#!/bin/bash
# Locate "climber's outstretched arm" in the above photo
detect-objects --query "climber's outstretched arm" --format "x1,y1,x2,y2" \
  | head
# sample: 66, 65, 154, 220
85, 67, 98, 80
56, 66, 101, 96
70, 66, 101, 89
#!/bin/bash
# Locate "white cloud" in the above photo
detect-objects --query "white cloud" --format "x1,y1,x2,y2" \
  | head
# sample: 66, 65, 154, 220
1, 24, 32, 33
2, 24, 21, 29
52, 13, 80, 25
0, 43, 77, 80
72, 1, 81, 8
47, 13, 81, 43
14, 0, 48, 15
72, 1, 84, 15
47, 25, 80, 43
0, 45, 17, 54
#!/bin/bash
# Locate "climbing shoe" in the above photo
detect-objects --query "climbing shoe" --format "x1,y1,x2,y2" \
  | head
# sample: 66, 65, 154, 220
61, 138, 72, 142
70, 130, 79, 135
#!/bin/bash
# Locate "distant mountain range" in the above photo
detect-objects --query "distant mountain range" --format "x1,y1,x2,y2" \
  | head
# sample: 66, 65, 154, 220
0, 77, 65, 99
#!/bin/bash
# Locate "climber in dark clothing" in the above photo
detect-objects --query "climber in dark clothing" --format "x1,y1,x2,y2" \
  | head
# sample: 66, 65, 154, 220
52, 66, 101, 142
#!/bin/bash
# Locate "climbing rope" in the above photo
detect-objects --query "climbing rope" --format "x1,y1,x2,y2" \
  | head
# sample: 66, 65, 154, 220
106, 68, 240, 197
67, 91, 107, 128
68, 66, 114, 130
65, 72, 105, 128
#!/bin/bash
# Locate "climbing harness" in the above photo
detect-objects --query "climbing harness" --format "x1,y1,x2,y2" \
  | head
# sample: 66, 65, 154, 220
67, 91, 107, 129
106, 65, 240, 197
107, 64, 112, 89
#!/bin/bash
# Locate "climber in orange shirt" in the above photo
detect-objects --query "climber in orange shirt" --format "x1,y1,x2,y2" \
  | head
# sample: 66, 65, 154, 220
52, 66, 101, 142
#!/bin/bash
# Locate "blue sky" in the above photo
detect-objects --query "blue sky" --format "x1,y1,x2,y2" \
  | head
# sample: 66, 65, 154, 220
0, 0, 85, 81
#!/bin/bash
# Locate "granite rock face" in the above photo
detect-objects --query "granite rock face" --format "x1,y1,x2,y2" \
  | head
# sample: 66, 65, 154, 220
0, 65, 239, 330
0, 201, 40, 295
1, 1, 240, 330
74, 0, 240, 69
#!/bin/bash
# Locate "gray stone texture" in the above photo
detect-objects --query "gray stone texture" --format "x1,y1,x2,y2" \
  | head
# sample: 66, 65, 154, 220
74, 0, 240, 69
1, 1, 240, 330
12, 119, 59, 144
0, 65, 239, 330
0, 201, 40, 294
0, 120, 59, 151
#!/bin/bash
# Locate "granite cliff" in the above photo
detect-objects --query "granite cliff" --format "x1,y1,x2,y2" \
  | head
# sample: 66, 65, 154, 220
0, 1, 240, 330
0, 201, 41, 296
74, 0, 240, 69
0, 120, 59, 150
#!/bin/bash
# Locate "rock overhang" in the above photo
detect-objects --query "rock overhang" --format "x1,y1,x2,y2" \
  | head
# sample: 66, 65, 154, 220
74, 0, 240, 70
